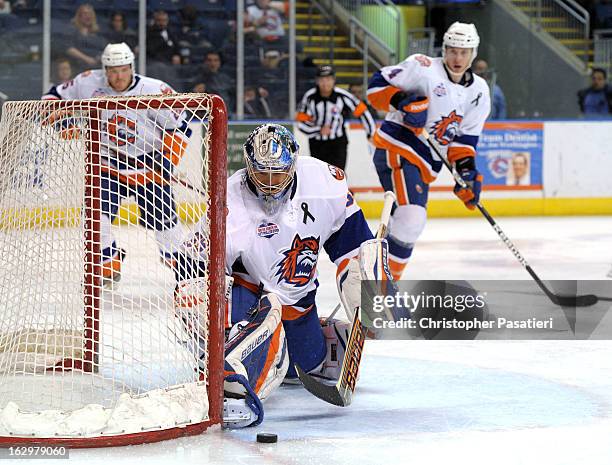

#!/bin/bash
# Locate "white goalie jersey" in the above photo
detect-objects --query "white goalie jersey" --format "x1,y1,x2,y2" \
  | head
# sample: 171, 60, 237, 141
42, 70, 189, 176
185, 157, 374, 310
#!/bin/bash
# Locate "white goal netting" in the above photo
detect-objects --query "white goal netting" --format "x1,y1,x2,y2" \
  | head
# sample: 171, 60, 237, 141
0, 94, 227, 446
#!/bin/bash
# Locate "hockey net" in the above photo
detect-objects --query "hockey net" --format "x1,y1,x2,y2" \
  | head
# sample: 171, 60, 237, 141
0, 94, 227, 447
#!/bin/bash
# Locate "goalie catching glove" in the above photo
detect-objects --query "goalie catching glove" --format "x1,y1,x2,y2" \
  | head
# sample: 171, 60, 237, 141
452, 156, 482, 210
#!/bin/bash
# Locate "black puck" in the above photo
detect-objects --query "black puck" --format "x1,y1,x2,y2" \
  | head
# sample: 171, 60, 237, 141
256, 433, 278, 443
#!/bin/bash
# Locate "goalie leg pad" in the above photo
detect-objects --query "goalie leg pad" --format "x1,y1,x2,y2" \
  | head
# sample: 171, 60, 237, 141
359, 239, 410, 324
224, 294, 289, 401
336, 258, 362, 321
318, 318, 351, 382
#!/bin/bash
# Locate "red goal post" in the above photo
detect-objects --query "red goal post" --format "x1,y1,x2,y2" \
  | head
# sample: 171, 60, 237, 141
0, 93, 227, 447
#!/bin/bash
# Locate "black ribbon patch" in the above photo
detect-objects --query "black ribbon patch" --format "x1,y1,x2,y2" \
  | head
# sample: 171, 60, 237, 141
301, 202, 315, 224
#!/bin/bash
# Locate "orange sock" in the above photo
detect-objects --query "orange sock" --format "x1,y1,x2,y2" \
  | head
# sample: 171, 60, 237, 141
388, 258, 408, 281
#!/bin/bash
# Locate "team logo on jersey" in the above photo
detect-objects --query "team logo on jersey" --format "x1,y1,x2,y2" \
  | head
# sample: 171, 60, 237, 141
414, 55, 432, 67
328, 164, 345, 180
107, 115, 137, 146
415, 183, 423, 194
257, 222, 280, 238
433, 83, 447, 97
275, 234, 320, 287
431, 110, 463, 146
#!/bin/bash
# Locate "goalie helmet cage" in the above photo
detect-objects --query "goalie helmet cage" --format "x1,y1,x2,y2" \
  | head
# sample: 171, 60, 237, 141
0, 94, 227, 447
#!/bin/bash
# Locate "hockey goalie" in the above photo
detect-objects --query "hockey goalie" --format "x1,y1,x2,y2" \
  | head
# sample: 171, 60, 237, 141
174, 124, 396, 427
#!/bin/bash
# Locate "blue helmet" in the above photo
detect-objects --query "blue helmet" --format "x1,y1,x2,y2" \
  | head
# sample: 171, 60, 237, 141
243, 124, 299, 199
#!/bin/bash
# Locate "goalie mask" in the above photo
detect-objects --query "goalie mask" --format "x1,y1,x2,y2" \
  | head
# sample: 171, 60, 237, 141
244, 124, 299, 215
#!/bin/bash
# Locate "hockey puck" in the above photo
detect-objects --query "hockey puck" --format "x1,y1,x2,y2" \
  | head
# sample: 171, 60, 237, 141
256, 433, 278, 443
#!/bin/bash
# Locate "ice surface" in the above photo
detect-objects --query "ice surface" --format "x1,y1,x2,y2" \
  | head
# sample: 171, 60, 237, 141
45, 217, 612, 463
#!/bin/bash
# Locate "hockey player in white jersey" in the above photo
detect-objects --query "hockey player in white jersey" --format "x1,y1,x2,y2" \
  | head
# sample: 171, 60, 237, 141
174, 124, 394, 427
42, 43, 191, 285
367, 22, 491, 280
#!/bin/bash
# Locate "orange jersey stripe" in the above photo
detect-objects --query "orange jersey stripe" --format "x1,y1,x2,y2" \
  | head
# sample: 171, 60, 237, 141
162, 132, 188, 167
232, 275, 260, 294
282, 304, 314, 321
367, 87, 400, 112
353, 102, 368, 117
388, 151, 409, 205
373, 131, 436, 184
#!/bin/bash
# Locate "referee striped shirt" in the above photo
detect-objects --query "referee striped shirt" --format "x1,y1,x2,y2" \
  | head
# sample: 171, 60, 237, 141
296, 86, 376, 141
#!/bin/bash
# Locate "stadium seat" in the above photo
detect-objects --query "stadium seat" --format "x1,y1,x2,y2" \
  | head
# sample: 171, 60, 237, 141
148, 0, 183, 12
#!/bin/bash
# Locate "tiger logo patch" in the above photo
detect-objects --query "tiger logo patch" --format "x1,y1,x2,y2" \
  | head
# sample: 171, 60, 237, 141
431, 110, 463, 146
275, 234, 320, 287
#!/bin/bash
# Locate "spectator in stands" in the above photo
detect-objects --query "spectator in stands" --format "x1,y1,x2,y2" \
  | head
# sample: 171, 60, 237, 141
577, 67, 612, 116
252, 49, 288, 117
472, 58, 506, 120
147, 10, 181, 65
106, 12, 137, 51
193, 83, 206, 93
176, 4, 213, 59
62, 3, 107, 74
0, 0, 11, 14
246, 0, 287, 47
244, 85, 272, 119
53, 58, 73, 84
348, 82, 380, 118
0, 0, 18, 30
195, 51, 235, 110
259, 49, 286, 80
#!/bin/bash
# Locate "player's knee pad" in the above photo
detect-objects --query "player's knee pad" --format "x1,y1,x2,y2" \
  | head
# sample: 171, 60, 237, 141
224, 294, 289, 402
388, 204, 427, 245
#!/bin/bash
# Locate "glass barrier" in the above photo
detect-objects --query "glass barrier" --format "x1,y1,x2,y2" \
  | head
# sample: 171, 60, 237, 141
0, 0, 43, 100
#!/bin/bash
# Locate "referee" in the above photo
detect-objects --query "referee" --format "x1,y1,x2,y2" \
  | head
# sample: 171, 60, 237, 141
296, 65, 375, 170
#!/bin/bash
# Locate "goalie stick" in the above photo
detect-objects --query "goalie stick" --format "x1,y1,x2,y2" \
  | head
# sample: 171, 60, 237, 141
421, 129, 602, 308
296, 191, 396, 407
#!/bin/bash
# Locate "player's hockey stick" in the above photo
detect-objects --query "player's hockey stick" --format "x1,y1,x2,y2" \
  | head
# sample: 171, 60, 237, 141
296, 191, 396, 406
422, 129, 598, 308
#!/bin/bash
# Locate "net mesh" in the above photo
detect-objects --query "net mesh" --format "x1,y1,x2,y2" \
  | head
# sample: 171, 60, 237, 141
0, 94, 225, 443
